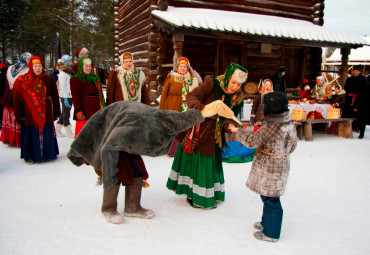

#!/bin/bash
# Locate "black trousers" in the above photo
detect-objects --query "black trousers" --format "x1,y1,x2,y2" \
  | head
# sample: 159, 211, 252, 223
57, 98, 72, 126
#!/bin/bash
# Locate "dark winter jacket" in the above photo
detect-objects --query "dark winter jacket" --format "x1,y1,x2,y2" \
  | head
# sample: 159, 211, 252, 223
250, 92, 266, 126
236, 111, 297, 197
342, 74, 369, 121
271, 72, 287, 94
67, 100, 204, 189
0, 65, 8, 102
329, 89, 346, 109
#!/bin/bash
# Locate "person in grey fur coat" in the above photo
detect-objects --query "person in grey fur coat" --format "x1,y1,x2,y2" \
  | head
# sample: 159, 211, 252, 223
229, 91, 298, 242
68, 100, 241, 224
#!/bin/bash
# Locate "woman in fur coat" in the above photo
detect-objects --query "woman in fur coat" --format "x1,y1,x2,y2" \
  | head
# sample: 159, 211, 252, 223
159, 57, 202, 156
230, 91, 298, 242
166, 63, 248, 209
13, 56, 61, 164
70, 57, 106, 137
0, 52, 32, 147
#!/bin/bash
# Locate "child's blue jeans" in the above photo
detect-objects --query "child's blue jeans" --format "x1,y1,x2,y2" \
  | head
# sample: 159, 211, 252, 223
260, 195, 283, 239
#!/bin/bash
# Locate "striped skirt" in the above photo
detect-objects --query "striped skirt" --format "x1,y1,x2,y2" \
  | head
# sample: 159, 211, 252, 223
166, 144, 225, 209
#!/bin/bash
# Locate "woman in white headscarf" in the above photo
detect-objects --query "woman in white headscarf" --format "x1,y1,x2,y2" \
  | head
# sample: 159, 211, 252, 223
0, 52, 32, 147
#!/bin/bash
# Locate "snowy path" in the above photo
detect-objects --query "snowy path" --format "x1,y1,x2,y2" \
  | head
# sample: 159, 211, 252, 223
1, 126, 370, 255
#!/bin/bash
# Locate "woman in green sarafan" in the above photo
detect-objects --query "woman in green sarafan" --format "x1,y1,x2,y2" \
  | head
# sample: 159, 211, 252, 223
166, 63, 248, 209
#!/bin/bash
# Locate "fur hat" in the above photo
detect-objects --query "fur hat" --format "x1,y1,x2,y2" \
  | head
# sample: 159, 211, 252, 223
353, 65, 362, 71
263, 91, 289, 116
61, 55, 72, 66
74, 47, 89, 59
278, 66, 286, 73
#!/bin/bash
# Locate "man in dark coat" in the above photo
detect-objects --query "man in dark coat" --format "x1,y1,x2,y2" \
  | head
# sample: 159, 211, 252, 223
0, 62, 8, 128
342, 65, 370, 138
271, 66, 287, 94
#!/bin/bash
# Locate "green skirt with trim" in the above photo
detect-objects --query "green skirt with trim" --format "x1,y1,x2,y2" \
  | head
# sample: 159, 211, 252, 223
166, 144, 225, 209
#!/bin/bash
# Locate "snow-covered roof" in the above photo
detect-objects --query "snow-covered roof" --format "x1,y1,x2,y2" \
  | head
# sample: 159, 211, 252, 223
152, 7, 367, 47
326, 37, 370, 65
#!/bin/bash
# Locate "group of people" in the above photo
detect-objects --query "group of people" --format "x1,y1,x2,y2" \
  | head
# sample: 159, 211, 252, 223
0, 47, 107, 165
2, 50, 321, 243
297, 65, 370, 138
102, 55, 295, 243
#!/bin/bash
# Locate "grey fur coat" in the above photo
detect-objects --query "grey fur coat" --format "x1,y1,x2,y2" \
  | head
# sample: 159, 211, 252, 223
236, 111, 297, 197
67, 101, 204, 189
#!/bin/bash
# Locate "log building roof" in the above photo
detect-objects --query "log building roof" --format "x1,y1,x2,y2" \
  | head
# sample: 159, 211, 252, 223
152, 6, 367, 48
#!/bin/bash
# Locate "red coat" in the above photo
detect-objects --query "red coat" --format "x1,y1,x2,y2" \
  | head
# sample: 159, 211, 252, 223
70, 77, 101, 120
13, 75, 60, 126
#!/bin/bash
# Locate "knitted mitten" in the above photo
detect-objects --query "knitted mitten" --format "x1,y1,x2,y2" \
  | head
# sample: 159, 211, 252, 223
201, 100, 242, 125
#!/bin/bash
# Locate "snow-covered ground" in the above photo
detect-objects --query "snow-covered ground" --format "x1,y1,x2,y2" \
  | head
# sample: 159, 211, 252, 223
1, 123, 370, 255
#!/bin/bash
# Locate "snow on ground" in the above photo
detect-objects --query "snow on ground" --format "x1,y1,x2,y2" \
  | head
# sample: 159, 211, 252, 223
1, 123, 370, 255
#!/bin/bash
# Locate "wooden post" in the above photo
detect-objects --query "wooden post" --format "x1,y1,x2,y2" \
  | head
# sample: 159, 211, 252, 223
172, 32, 184, 70
339, 48, 350, 86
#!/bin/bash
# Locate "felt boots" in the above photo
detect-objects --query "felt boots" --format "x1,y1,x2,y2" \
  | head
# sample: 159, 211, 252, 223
101, 184, 123, 224
65, 125, 74, 138
124, 177, 154, 219
55, 123, 65, 137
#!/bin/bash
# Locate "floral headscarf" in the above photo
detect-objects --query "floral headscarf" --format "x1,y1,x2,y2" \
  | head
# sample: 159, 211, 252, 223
214, 63, 248, 149
13, 56, 47, 128
11, 52, 32, 78
73, 57, 106, 108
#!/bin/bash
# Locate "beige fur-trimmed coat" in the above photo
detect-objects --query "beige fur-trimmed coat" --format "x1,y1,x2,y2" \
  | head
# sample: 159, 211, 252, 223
236, 111, 297, 197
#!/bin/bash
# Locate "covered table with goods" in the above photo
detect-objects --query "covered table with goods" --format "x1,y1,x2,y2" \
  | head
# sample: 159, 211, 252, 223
241, 100, 334, 121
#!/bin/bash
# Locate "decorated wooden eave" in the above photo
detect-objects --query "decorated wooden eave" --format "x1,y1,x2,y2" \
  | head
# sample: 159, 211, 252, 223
113, 0, 368, 104
150, 5, 367, 87
151, 6, 367, 49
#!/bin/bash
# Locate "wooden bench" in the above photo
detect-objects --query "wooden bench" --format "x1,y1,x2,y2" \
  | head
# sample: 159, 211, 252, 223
294, 118, 356, 141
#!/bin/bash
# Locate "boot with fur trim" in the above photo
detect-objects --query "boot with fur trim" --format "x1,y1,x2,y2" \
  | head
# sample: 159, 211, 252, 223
124, 177, 154, 219
101, 184, 123, 224
253, 231, 278, 242
55, 123, 65, 137
65, 125, 74, 138
201, 100, 242, 125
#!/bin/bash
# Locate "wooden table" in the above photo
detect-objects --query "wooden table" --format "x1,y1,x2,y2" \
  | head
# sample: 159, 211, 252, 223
294, 118, 356, 141
242, 102, 333, 121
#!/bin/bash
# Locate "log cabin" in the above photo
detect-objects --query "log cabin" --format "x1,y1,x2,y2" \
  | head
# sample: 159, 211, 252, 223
113, 0, 367, 104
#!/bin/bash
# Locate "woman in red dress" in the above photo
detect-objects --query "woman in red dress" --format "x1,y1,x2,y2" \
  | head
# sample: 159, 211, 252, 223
70, 57, 106, 137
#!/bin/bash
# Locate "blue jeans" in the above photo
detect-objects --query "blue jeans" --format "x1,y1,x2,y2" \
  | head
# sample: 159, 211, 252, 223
260, 195, 283, 239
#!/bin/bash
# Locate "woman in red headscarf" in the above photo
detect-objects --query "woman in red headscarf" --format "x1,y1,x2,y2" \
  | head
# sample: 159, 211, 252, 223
13, 56, 61, 164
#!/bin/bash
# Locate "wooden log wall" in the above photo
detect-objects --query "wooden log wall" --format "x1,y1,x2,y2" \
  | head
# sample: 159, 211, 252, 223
115, 0, 326, 103
155, 0, 325, 25
116, 0, 163, 104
